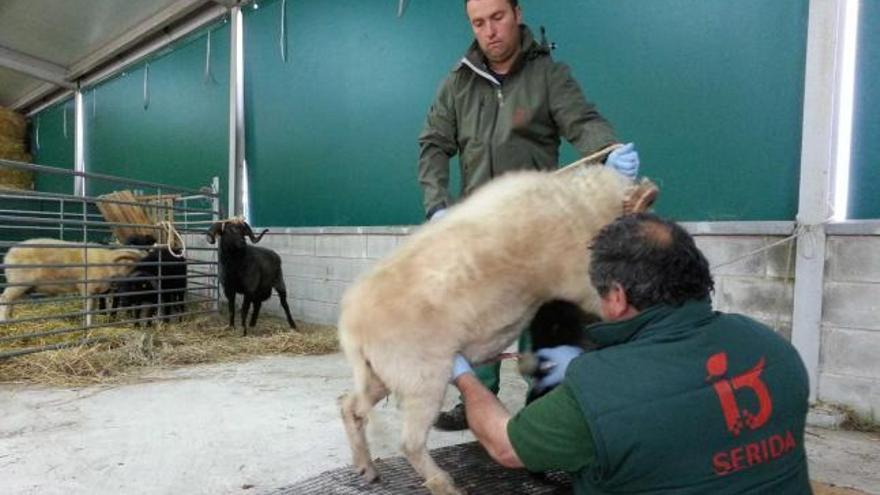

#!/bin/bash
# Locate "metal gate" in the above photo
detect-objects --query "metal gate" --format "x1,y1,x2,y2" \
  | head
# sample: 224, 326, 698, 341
0, 159, 221, 359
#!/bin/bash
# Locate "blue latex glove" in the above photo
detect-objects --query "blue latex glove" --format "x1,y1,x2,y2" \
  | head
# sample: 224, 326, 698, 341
534, 345, 584, 392
606, 142, 640, 179
451, 353, 474, 382
430, 208, 448, 222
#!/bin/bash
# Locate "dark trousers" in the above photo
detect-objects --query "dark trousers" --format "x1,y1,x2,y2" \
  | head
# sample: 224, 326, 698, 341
469, 331, 532, 395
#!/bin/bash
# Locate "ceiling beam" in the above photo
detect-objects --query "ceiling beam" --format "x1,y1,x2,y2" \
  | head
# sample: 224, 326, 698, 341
0, 45, 74, 89
11, 82, 67, 114
14, 1, 227, 114
66, 0, 212, 81
80, 4, 227, 89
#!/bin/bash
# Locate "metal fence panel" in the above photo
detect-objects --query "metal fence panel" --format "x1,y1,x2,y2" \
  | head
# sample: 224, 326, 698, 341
0, 158, 221, 359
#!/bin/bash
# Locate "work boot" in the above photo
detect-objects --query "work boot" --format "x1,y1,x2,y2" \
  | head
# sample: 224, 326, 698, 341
434, 402, 468, 431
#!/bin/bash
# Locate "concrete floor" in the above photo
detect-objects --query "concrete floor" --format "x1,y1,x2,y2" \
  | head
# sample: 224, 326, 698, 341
1, 354, 878, 495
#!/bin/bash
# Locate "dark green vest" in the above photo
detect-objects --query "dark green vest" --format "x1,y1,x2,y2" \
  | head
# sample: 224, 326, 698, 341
566, 300, 811, 494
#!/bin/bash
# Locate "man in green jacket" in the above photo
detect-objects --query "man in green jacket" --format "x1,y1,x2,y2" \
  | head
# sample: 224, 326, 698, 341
423, 0, 641, 431
450, 213, 812, 494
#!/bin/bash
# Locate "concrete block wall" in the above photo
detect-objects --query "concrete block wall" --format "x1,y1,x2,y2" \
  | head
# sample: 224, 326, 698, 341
253, 227, 414, 325
253, 228, 800, 331
820, 236, 880, 417
181, 233, 220, 307
695, 235, 796, 339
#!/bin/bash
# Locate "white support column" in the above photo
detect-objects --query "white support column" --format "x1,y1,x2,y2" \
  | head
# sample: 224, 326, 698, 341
74, 90, 86, 197
227, 5, 245, 217
792, 0, 850, 401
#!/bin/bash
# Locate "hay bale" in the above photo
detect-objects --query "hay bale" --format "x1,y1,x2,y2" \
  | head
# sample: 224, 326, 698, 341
0, 124, 34, 190
97, 190, 156, 242
136, 193, 180, 225
0, 136, 27, 158
97, 191, 182, 245
0, 107, 26, 141
0, 163, 34, 190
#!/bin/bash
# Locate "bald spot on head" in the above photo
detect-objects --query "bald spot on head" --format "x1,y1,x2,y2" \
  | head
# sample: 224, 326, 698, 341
639, 219, 673, 248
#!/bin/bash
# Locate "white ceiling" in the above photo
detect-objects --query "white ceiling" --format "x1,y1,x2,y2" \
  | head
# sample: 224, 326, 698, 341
0, 67, 36, 103
0, 0, 216, 109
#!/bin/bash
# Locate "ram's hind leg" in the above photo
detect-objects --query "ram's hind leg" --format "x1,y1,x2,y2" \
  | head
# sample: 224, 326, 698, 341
273, 277, 297, 329
400, 378, 463, 495
339, 359, 389, 483
0, 285, 30, 321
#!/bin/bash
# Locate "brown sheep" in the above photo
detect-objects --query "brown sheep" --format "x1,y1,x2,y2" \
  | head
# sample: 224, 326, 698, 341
0, 238, 145, 321
338, 165, 657, 495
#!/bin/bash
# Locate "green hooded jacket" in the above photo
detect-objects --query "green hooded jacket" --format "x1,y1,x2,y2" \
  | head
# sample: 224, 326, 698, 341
417, 25, 618, 218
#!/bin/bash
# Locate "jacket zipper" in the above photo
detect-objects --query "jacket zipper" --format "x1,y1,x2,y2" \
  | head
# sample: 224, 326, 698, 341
460, 57, 505, 179
488, 85, 502, 178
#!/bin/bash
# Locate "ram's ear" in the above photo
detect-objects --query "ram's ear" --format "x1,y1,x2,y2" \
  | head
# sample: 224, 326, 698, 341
206, 222, 224, 244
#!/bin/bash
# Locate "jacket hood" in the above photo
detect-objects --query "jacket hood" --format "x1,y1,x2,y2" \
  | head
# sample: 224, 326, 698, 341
459, 25, 550, 78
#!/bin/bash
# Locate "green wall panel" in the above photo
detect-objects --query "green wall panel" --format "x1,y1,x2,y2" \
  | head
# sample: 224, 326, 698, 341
1, 99, 77, 244
530, 0, 808, 221
86, 23, 230, 199
246, 0, 807, 226
849, 0, 879, 219
32, 98, 75, 194
244, 0, 469, 226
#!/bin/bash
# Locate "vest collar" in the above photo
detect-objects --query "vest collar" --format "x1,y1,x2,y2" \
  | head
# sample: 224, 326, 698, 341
585, 299, 715, 348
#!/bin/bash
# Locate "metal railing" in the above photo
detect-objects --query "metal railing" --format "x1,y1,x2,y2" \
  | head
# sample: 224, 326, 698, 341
0, 158, 221, 359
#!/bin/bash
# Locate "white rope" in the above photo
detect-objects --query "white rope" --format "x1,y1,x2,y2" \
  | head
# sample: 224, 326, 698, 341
143, 63, 151, 110
63, 103, 68, 138
279, 0, 288, 62
554, 143, 622, 175
158, 221, 186, 259
204, 30, 215, 84
710, 230, 800, 271
709, 219, 831, 271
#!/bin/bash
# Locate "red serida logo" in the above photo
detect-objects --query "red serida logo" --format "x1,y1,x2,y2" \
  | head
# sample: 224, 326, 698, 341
706, 352, 773, 436
707, 352, 797, 476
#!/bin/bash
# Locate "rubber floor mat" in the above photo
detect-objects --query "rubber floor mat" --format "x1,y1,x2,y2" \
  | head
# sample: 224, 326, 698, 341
264, 441, 572, 494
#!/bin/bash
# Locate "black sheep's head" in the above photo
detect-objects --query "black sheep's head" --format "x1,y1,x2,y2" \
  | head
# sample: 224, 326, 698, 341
521, 301, 602, 404
206, 220, 269, 250
124, 234, 157, 247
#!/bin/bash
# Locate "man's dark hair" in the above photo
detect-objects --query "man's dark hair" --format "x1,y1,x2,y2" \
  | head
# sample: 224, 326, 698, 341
464, 0, 518, 7
589, 213, 714, 310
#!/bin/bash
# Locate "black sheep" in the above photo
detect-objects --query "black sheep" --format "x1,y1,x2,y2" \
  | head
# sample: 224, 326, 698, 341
206, 220, 296, 334
135, 248, 188, 321
116, 234, 188, 323
113, 269, 161, 325
521, 300, 601, 404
